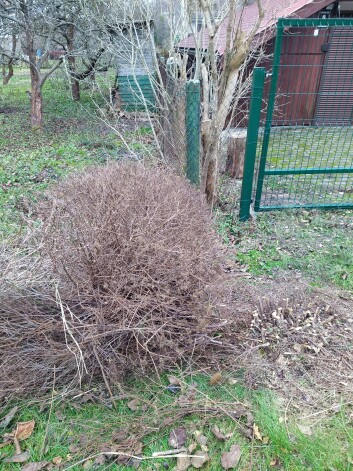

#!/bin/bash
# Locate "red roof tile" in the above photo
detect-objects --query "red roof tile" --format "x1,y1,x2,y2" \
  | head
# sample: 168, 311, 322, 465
178, 0, 334, 54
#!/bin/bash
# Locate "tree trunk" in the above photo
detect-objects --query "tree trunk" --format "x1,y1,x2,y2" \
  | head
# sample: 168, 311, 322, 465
201, 121, 220, 207
2, 61, 14, 85
2, 33, 16, 85
71, 77, 80, 101
31, 86, 43, 128
226, 131, 247, 178
66, 24, 80, 101
201, 66, 243, 205
65, 24, 79, 101
29, 62, 43, 128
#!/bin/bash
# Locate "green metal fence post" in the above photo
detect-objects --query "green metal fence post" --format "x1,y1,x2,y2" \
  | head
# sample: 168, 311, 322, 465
185, 80, 201, 185
254, 21, 284, 212
239, 68, 266, 221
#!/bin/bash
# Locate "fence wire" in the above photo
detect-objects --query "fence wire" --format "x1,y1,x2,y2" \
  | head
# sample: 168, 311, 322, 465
242, 18, 353, 218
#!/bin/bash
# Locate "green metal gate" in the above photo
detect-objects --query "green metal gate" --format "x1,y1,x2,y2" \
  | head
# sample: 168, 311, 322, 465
240, 18, 353, 221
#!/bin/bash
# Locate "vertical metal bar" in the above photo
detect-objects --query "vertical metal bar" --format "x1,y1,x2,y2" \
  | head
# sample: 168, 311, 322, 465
185, 80, 201, 185
239, 67, 266, 221
254, 21, 285, 211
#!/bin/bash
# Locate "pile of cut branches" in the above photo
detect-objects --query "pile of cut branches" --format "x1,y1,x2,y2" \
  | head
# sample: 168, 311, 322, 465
0, 163, 232, 400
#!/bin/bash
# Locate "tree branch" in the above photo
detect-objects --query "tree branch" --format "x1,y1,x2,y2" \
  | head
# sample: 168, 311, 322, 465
70, 47, 105, 80
0, 13, 25, 28
39, 58, 63, 88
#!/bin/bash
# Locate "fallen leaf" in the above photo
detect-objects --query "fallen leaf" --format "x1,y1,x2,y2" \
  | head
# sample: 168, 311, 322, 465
127, 456, 142, 469
238, 425, 253, 440
188, 441, 197, 453
94, 455, 106, 466
82, 459, 93, 469
134, 442, 144, 455
195, 431, 207, 446
270, 458, 280, 467
112, 428, 129, 443
190, 451, 209, 468
221, 444, 241, 469
3, 451, 30, 463
68, 444, 79, 453
262, 436, 270, 445
127, 399, 140, 411
0, 406, 18, 428
210, 372, 222, 385
227, 378, 238, 386
168, 375, 182, 386
297, 424, 312, 436
52, 456, 62, 465
177, 455, 191, 470
22, 462, 50, 471
253, 424, 262, 441
211, 425, 233, 441
14, 420, 35, 441
169, 428, 187, 448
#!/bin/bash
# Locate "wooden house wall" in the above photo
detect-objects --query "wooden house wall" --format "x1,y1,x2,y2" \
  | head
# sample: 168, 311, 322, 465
314, 27, 353, 125
271, 27, 327, 125
231, 25, 353, 127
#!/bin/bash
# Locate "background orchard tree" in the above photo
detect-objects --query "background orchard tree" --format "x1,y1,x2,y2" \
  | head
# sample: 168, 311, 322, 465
0, 16, 18, 85
54, 0, 113, 101
0, 0, 68, 127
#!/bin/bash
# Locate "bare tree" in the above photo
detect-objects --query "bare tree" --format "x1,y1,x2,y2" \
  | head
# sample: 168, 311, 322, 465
0, 0, 67, 128
195, 0, 264, 205
53, 1, 111, 101
89, 0, 266, 204
1, 24, 17, 85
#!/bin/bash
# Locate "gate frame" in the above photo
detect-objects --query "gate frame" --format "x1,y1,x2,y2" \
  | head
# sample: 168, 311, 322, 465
239, 17, 353, 221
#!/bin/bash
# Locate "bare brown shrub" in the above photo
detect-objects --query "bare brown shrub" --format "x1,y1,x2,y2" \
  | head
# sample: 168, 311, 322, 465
0, 162, 230, 399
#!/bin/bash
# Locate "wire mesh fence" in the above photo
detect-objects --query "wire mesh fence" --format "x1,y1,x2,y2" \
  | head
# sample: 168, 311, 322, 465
159, 73, 201, 182
240, 18, 353, 220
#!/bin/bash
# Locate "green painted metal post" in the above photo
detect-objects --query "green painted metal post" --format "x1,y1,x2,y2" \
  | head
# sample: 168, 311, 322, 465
254, 22, 284, 212
239, 68, 266, 221
186, 80, 201, 185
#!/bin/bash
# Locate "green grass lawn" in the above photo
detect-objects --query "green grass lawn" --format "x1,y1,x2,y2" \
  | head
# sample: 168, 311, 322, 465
1, 374, 352, 470
1, 70, 353, 470
217, 207, 353, 291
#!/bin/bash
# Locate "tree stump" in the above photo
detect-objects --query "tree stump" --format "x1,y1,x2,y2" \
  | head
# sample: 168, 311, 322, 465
226, 130, 247, 179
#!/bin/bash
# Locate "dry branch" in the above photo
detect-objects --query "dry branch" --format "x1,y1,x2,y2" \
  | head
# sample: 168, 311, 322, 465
0, 162, 233, 400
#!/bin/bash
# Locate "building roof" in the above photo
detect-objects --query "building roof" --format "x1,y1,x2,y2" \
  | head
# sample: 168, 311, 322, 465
177, 0, 335, 54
